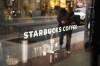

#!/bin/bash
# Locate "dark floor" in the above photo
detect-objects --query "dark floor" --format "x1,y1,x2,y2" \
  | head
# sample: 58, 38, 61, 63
53, 48, 91, 66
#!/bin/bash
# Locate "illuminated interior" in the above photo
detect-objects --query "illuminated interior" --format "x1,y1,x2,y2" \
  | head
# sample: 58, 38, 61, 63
50, 0, 66, 9
60, 0, 66, 8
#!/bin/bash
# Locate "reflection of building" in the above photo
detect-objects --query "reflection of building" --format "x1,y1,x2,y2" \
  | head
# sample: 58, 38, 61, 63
20, 0, 67, 16
17, 0, 41, 17
0, 0, 39, 18
0, 0, 75, 19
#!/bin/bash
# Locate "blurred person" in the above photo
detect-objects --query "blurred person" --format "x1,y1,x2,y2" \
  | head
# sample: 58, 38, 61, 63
29, 10, 32, 17
54, 6, 61, 15
57, 7, 74, 54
